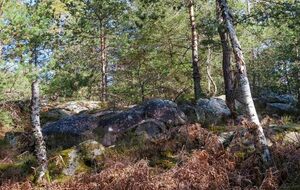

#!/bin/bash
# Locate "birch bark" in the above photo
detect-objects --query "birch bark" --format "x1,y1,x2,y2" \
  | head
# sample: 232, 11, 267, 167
217, 0, 271, 164
188, 0, 202, 100
31, 49, 48, 182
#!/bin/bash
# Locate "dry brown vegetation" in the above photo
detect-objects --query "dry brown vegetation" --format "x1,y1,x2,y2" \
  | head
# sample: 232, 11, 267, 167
1, 123, 299, 190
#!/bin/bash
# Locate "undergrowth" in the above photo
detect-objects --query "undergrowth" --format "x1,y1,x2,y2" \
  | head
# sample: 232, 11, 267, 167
1, 123, 299, 189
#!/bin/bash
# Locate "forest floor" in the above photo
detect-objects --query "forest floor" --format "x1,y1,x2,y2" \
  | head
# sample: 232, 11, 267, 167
0, 101, 299, 190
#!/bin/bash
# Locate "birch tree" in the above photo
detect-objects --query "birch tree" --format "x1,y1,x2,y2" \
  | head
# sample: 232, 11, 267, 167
1, 0, 61, 181
216, 2, 236, 116
216, 0, 271, 164
187, 0, 202, 101
30, 47, 47, 183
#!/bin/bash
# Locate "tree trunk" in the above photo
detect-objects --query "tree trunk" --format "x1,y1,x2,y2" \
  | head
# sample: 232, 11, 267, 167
31, 78, 48, 183
206, 46, 217, 97
31, 48, 47, 182
298, 89, 300, 109
284, 61, 291, 94
188, 0, 202, 101
217, 0, 271, 164
297, 70, 300, 109
100, 28, 108, 102
246, 0, 251, 15
216, 4, 236, 116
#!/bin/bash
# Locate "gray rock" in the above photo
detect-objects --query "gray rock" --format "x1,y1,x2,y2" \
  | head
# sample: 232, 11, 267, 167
266, 103, 298, 115
42, 115, 100, 149
97, 99, 186, 135
262, 94, 297, 104
61, 140, 105, 176
99, 99, 186, 146
41, 108, 71, 125
197, 97, 231, 126
179, 104, 203, 123
63, 149, 79, 176
77, 140, 105, 162
134, 119, 166, 139
143, 99, 187, 126
62, 102, 88, 114
42, 99, 187, 148
58, 101, 101, 114
180, 97, 231, 126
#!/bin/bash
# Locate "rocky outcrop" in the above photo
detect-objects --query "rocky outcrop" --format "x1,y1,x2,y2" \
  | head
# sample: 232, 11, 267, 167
197, 98, 231, 125
77, 140, 105, 164
259, 93, 297, 105
97, 99, 187, 146
180, 97, 231, 126
58, 140, 105, 176
255, 93, 298, 115
40, 108, 71, 125
42, 114, 100, 149
266, 103, 298, 115
42, 99, 187, 148
134, 119, 166, 139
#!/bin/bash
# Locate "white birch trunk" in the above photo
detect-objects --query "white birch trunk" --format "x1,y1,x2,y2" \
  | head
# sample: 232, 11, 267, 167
31, 49, 47, 183
100, 27, 108, 102
31, 79, 48, 182
217, 0, 271, 164
188, 0, 202, 100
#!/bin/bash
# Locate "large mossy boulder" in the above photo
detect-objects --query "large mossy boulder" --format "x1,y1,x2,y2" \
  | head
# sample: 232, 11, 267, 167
49, 140, 105, 177
77, 140, 105, 163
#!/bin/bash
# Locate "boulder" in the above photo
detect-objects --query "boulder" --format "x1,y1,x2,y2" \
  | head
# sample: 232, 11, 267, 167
40, 108, 71, 125
179, 104, 200, 123
61, 102, 88, 114
96, 106, 144, 135
266, 103, 298, 115
255, 93, 298, 115
42, 99, 187, 148
143, 99, 187, 126
54, 140, 105, 176
42, 115, 100, 149
98, 99, 186, 146
55, 101, 102, 114
77, 140, 105, 164
180, 97, 231, 126
97, 99, 186, 134
260, 93, 297, 104
197, 98, 231, 125
134, 119, 167, 139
